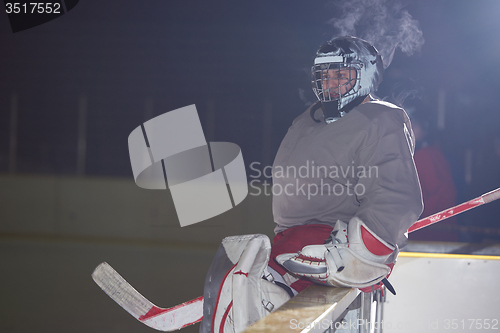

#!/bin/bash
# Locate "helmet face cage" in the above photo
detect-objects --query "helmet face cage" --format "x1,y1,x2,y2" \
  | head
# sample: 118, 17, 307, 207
312, 61, 361, 104
311, 36, 384, 111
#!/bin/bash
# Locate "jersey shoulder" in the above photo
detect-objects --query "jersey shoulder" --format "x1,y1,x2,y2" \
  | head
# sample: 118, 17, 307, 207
355, 100, 404, 119
353, 100, 409, 131
350, 100, 414, 151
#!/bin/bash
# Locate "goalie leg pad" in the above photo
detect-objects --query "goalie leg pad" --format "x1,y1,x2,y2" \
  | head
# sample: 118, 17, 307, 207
200, 234, 291, 333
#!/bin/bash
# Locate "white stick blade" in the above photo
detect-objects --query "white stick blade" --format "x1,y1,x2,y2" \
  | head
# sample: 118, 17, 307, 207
92, 262, 153, 319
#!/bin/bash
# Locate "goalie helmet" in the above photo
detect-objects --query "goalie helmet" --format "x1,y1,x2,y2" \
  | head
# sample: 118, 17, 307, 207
311, 36, 384, 111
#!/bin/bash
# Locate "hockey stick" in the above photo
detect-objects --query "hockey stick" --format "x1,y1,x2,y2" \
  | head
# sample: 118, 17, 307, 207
92, 188, 500, 331
92, 262, 203, 331
408, 187, 500, 233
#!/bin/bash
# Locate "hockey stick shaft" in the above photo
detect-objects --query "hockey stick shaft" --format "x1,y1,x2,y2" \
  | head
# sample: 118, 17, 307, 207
408, 187, 500, 233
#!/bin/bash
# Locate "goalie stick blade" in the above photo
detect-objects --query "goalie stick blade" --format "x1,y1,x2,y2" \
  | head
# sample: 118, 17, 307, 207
92, 262, 203, 331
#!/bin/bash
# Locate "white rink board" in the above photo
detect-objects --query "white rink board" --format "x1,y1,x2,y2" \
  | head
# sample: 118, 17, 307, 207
383, 253, 500, 332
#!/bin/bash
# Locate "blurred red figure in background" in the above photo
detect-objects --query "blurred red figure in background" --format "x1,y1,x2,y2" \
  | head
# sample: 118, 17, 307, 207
411, 117, 458, 242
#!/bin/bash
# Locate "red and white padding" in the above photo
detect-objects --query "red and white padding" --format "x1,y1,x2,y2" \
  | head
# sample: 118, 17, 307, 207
276, 218, 395, 289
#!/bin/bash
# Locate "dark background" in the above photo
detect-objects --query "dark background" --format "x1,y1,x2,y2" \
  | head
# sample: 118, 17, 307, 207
2, 0, 500, 240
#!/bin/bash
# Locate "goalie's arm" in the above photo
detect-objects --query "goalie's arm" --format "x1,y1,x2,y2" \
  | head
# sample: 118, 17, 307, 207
354, 109, 423, 249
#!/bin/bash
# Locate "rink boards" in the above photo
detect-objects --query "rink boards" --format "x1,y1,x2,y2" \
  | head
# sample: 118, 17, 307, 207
244, 251, 500, 333
383, 252, 500, 333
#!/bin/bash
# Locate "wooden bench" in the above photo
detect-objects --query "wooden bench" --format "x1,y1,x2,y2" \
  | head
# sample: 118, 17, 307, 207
244, 286, 359, 333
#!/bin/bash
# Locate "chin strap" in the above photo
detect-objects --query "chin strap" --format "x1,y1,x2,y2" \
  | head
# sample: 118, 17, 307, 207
310, 95, 370, 124
309, 101, 324, 123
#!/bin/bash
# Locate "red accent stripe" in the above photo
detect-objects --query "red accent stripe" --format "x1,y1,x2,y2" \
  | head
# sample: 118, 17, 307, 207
138, 296, 204, 321
211, 263, 237, 333
219, 301, 233, 333
360, 225, 393, 256
234, 270, 249, 277
296, 254, 326, 262
180, 315, 204, 329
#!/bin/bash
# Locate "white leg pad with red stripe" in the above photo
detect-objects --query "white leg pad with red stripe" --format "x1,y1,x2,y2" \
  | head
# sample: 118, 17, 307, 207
200, 234, 291, 333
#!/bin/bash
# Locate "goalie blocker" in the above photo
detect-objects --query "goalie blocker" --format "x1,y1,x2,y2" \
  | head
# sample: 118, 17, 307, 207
276, 217, 397, 293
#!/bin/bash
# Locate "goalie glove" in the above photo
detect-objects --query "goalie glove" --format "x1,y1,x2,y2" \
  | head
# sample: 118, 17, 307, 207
276, 217, 397, 290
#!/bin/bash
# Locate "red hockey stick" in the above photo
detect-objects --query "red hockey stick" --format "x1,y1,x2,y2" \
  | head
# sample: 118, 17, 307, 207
408, 187, 500, 233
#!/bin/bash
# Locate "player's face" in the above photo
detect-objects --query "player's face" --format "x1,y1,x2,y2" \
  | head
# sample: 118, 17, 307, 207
321, 67, 357, 99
